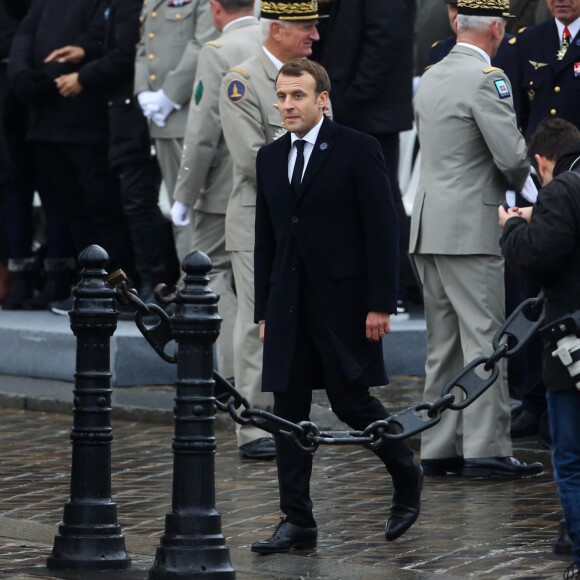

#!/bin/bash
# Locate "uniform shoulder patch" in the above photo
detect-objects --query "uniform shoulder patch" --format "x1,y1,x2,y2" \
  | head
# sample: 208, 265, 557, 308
508, 37, 517, 45
228, 66, 250, 79
483, 66, 503, 74
205, 40, 222, 48
431, 40, 440, 48
494, 79, 511, 99
227, 79, 247, 104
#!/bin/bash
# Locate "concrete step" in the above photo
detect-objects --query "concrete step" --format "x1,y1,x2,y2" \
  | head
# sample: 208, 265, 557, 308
0, 305, 426, 387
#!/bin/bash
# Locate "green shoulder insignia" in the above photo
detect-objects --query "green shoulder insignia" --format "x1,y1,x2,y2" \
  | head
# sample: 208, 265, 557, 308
508, 37, 517, 45
194, 80, 203, 105
205, 40, 222, 48
483, 66, 503, 74
228, 66, 250, 79
431, 40, 440, 48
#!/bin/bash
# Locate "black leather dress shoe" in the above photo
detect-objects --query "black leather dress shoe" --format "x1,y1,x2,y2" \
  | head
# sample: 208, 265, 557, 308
420, 457, 464, 476
510, 409, 540, 437
385, 465, 424, 541
463, 456, 544, 478
251, 519, 317, 554
239, 437, 276, 460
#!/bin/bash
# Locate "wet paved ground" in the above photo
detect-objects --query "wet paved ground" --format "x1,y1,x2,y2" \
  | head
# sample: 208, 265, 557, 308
0, 375, 569, 579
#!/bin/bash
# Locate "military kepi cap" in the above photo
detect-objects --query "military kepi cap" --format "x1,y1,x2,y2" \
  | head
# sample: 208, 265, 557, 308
457, 0, 515, 18
260, 0, 323, 20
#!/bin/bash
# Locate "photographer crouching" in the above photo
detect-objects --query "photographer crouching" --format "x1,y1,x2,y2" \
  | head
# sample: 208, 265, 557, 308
499, 117, 580, 579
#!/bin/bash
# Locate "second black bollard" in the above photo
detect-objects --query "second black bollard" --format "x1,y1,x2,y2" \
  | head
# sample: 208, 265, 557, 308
149, 251, 235, 579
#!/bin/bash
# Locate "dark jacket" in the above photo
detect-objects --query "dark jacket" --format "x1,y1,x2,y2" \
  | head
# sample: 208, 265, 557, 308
501, 142, 580, 391
318, 0, 416, 135
78, 0, 152, 167
254, 117, 399, 392
7, 0, 109, 144
428, 34, 517, 85
513, 19, 580, 140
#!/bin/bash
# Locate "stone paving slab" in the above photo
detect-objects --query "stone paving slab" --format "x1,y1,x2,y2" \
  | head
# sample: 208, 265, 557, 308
0, 397, 567, 580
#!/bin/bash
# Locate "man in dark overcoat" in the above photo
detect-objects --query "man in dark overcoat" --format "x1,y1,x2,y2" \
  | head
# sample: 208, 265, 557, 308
252, 58, 422, 555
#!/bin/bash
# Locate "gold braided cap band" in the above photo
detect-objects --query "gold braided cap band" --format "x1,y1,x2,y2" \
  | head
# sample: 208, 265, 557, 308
260, 0, 321, 20
457, 0, 515, 17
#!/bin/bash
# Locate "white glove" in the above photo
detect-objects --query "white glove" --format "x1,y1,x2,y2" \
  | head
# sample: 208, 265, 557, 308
150, 89, 180, 125
137, 91, 160, 118
151, 111, 166, 127
171, 200, 191, 227
519, 171, 538, 204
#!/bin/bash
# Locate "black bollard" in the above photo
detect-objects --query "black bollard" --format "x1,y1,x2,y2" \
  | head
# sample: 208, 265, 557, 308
48, 245, 130, 570
149, 251, 235, 579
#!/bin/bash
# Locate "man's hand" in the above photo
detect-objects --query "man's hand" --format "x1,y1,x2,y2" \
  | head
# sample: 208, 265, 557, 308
259, 322, 265, 343
55, 73, 83, 97
366, 311, 391, 342
171, 200, 191, 227
44, 46, 85, 64
498, 205, 533, 228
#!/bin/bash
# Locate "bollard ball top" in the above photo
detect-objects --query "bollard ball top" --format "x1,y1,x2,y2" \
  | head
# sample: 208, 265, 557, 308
79, 245, 109, 269
182, 250, 212, 276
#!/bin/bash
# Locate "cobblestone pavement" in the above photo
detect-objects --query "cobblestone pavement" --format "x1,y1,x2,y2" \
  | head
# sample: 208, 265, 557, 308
0, 376, 569, 579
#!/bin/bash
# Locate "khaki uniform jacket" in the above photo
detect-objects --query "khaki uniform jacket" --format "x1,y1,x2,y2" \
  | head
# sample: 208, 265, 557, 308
410, 44, 529, 257
219, 48, 287, 251
172, 17, 262, 214
134, 0, 217, 139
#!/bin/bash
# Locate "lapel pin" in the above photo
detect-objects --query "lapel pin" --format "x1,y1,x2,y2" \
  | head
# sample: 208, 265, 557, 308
320, 142, 328, 151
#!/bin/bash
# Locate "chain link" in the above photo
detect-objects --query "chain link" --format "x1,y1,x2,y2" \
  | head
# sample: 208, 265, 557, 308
123, 279, 545, 453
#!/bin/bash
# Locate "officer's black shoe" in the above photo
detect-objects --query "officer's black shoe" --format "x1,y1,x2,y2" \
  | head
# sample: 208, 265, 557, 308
239, 437, 276, 460
510, 409, 540, 437
251, 519, 317, 554
385, 465, 423, 541
420, 457, 464, 476
463, 456, 544, 478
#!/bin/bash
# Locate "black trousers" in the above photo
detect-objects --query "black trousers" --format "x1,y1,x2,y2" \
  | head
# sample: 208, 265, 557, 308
117, 158, 176, 292
34, 141, 134, 273
272, 279, 417, 528
373, 132, 420, 304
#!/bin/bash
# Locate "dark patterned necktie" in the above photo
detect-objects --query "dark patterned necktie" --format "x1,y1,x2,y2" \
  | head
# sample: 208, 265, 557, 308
291, 140, 306, 196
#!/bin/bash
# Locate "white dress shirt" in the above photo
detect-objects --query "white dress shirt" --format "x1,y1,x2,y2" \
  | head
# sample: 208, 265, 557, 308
287, 116, 324, 183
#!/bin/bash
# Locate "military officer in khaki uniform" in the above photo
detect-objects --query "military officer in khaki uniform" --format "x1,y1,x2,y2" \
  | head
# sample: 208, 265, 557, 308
218, 0, 322, 459
134, 0, 217, 261
411, 0, 543, 478
170, 1, 261, 397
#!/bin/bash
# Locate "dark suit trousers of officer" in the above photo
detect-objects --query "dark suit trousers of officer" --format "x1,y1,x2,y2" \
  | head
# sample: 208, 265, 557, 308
273, 271, 417, 529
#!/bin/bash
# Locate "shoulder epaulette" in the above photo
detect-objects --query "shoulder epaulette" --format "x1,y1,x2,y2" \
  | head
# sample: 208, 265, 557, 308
228, 66, 250, 79
518, 27, 526, 34
205, 40, 222, 48
483, 66, 503, 74
431, 40, 440, 48
508, 37, 517, 45
424, 64, 434, 71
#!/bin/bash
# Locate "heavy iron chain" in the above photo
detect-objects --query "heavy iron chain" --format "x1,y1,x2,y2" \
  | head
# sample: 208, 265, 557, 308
107, 270, 545, 454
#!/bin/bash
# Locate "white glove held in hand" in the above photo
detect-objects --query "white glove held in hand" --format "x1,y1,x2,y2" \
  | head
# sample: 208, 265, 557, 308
519, 172, 538, 204
171, 200, 191, 227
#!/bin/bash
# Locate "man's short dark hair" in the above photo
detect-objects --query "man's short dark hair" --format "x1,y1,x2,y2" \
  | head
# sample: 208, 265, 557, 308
277, 59, 331, 95
216, 0, 254, 13
528, 118, 580, 163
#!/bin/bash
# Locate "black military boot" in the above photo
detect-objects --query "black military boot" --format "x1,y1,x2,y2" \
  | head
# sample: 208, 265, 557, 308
1, 258, 36, 310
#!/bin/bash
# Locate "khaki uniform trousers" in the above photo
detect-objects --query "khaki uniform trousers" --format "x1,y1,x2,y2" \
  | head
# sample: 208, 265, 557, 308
155, 137, 192, 263
190, 209, 236, 379
231, 249, 273, 446
414, 254, 512, 459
